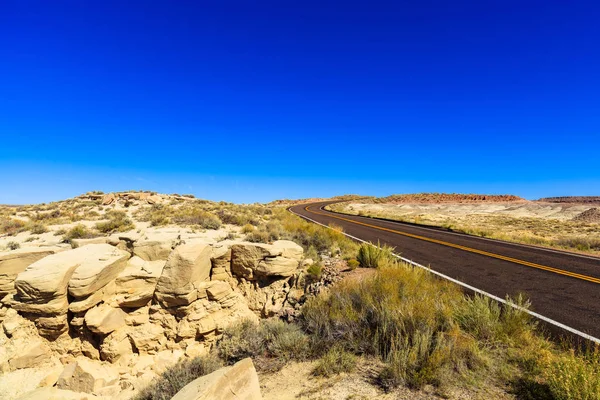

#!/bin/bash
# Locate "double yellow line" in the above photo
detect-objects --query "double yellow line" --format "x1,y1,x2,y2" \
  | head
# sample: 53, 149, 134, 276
304, 206, 600, 285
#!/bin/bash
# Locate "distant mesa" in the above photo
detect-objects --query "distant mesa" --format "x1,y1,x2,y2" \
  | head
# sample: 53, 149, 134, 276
374, 193, 526, 204
537, 196, 600, 205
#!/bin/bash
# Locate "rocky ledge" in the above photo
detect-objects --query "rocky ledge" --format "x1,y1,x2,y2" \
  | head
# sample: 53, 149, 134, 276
0, 228, 308, 399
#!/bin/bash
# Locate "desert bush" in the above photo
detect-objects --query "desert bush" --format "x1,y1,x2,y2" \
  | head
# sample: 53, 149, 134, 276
347, 258, 360, 270
218, 319, 310, 371
172, 209, 221, 230
241, 224, 255, 234
245, 230, 270, 243
0, 218, 26, 236
28, 222, 48, 235
306, 262, 323, 280
555, 237, 600, 252
63, 224, 96, 242
6, 241, 20, 250
356, 241, 396, 268
134, 355, 223, 400
96, 211, 134, 233
544, 348, 600, 400
312, 345, 357, 377
301, 265, 487, 389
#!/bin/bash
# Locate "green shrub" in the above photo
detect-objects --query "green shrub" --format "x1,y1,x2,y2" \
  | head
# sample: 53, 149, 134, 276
29, 223, 48, 235
63, 224, 96, 242
173, 210, 221, 230
347, 258, 360, 270
6, 241, 20, 250
301, 265, 484, 389
134, 355, 223, 400
356, 241, 396, 268
545, 348, 600, 400
96, 211, 134, 233
312, 345, 357, 377
241, 224, 255, 233
218, 319, 310, 371
245, 230, 270, 243
307, 263, 323, 280
0, 218, 26, 236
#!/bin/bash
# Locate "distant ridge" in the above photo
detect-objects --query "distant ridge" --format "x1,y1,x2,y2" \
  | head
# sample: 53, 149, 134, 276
537, 196, 600, 204
375, 193, 525, 204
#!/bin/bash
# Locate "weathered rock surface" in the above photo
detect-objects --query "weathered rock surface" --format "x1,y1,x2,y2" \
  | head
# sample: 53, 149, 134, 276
132, 231, 181, 261
115, 256, 165, 307
0, 248, 62, 297
57, 357, 119, 394
13, 245, 125, 315
155, 241, 212, 307
68, 245, 129, 298
231, 241, 303, 280
171, 358, 262, 400
85, 304, 126, 335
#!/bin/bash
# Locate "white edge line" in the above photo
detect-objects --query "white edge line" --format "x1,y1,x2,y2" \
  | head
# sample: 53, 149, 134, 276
289, 207, 600, 345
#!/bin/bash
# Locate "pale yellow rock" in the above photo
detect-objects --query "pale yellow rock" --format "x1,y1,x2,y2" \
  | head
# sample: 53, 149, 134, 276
155, 241, 212, 307
9, 339, 52, 370
69, 281, 116, 313
205, 281, 233, 302
0, 247, 61, 296
171, 358, 262, 400
152, 349, 184, 374
128, 323, 165, 353
68, 245, 129, 298
56, 357, 119, 394
84, 304, 126, 335
115, 256, 165, 307
16, 387, 99, 400
100, 328, 133, 363
132, 231, 181, 261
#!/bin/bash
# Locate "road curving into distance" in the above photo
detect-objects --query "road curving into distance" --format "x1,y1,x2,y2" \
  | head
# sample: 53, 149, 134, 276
290, 201, 600, 341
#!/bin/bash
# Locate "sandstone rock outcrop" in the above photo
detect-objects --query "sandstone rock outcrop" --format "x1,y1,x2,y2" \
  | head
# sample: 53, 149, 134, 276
171, 358, 262, 400
1, 229, 304, 400
0, 247, 62, 297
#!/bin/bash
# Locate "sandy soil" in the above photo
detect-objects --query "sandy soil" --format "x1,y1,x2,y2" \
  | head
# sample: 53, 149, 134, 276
260, 359, 513, 400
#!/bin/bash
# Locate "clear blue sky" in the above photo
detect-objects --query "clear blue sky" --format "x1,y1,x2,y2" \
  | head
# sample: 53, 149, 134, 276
2, 1, 599, 204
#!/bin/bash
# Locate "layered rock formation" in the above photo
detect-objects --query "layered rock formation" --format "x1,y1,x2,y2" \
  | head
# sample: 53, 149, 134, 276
0, 234, 304, 399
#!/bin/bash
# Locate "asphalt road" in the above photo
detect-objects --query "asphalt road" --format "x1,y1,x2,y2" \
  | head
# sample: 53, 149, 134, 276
290, 201, 600, 340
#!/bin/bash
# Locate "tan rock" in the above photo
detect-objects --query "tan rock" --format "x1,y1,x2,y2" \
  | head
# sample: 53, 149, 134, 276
69, 281, 116, 313
132, 231, 180, 261
16, 387, 98, 400
124, 306, 149, 326
206, 281, 233, 302
9, 339, 52, 370
0, 247, 61, 296
255, 256, 299, 278
155, 241, 212, 307
68, 245, 129, 298
14, 245, 124, 315
171, 358, 262, 400
128, 323, 165, 353
230, 243, 272, 280
36, 314, 69, 338
115, 256, 165, 307
146, 195, 162, 205
85, 304, 126, 335
57, 357, 119, 394
100, 328, 133, 363
153, 349, 184, 374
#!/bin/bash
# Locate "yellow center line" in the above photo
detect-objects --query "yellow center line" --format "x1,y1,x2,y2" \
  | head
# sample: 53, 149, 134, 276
304, 205, 600, 285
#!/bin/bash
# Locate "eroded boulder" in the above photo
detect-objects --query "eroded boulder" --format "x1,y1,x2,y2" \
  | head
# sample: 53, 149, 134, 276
171, 358, 262, 400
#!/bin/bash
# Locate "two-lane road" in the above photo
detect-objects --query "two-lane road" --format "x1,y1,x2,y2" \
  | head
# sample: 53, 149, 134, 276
290, 201, 600, 340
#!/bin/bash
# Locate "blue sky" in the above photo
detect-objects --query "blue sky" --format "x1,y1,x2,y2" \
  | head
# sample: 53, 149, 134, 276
1, 1, 599, 204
